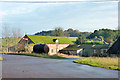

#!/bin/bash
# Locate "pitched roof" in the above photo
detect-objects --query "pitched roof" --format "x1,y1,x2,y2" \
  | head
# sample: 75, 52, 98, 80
61, 44, 109, 51
61, 45, 82, 50
107, 37, 120, 54
92, 44, 110, 49
27, 35, 73, 44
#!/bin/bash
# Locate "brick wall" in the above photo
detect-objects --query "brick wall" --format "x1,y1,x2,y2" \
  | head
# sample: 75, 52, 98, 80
47, 44, 69, 55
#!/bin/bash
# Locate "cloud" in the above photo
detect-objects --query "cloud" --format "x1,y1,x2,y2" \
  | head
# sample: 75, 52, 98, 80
0, 1, 118, 34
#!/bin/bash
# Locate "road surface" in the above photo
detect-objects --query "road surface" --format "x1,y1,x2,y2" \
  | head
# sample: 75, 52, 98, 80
2, 54, 119, 78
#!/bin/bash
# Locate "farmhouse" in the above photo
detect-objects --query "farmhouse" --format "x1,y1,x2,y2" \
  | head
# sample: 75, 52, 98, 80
91, 44, 109, 57
9, 35, 73, 55
107, 37, 120, 57
59, 45, 83, 56
59, 44, 110, 57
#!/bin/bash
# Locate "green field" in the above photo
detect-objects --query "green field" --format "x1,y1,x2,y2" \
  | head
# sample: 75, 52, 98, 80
73, 57, 119, 70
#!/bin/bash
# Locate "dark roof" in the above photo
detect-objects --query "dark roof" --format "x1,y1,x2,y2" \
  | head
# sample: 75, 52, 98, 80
27, 35, 73, 44
107, 37, 120, 54
92, 44, 110, 49
61, 45, 82, 50
60, 44, 109, 51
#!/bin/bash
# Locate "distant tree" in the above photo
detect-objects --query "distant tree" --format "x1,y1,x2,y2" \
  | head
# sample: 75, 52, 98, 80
35, 30, 52, 36
75, 34, 86, 44
2, 24, 11, 52
12, 27, 23, 44
51, 27, 66, 37
87, 29, 118, 43
67, 28, 74, 33
104, 38, 114, 44
99, 36, 104, 42
35, 28, 91, 37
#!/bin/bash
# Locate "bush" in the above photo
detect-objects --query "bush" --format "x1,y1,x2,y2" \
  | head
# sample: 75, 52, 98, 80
84, 40, 104, 45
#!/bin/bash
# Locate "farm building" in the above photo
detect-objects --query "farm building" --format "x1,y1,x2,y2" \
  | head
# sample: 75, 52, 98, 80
59, 45, 83, 56
59, 44, 110, 57
107, 37, 120, 57
89, 36, 108, 44
91, 44, 110, 57
8, 35, 73, 55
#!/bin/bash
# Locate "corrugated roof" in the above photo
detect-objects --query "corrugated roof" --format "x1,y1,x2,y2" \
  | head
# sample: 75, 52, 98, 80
27, 35, 73, 44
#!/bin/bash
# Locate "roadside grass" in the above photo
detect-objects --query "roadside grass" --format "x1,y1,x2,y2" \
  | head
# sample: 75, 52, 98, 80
0, 53, 81, 59
57, 53, 80, 58
1, 53, 68, 59
73, 57, 119, 70
0, 57, 3, 61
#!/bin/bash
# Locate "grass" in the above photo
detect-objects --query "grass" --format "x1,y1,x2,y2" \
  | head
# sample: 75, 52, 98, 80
0, 57, 3, 61
1, 53, 68, 59
57, 53, 80, 58
73, 57, 119, 70
0, 52, 81, 59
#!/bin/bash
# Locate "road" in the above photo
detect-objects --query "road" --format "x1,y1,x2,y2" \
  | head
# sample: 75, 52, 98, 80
2, 54, 119, 78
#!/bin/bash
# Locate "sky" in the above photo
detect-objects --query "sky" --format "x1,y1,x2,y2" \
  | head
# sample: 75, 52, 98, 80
0, 1, 118, 36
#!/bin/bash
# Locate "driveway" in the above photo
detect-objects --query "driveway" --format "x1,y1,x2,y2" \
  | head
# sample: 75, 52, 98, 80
1, 54, 119, 78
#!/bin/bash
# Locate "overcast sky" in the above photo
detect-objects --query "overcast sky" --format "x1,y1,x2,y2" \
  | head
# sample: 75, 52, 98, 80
0, 1, 118, 36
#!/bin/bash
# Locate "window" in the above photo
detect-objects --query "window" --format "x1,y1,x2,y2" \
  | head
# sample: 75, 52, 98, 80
94, 49, 96, 53
101, 49, 107, 54
51, 49, 53, 53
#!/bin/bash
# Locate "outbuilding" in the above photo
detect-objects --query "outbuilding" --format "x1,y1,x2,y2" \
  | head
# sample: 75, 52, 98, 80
107, 37, 120, 57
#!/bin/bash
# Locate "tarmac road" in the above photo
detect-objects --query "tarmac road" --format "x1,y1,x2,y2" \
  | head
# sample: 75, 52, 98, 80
2, 54, 119, 78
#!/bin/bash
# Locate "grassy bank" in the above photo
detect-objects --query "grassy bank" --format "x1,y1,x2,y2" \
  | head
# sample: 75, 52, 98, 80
73, 57, 119, 70
1, 53, 81, 59
1, 53, 68, 59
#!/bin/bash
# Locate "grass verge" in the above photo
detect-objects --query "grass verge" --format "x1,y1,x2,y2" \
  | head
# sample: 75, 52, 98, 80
73, 57, 119, 70
0, 53, 81, 59
0, 57, 3, 61
0, 53, 68, 59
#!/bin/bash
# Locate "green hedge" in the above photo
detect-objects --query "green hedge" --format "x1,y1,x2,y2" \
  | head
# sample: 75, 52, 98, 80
84, 40, 104, 45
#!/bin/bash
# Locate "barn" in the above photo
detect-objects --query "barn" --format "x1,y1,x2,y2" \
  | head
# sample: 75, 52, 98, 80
9, 35, 73, 55
59, 45, 83, 56
107, 37, 120, 57
59, 44, 110, 57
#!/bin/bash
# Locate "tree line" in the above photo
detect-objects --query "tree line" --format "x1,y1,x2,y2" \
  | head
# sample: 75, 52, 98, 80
35, 27, 91, 37
35, 27, 119, 44
87, 29, 118, 44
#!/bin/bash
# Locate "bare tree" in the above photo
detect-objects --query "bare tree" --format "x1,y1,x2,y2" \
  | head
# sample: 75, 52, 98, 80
17, 27, 23, 38
2, 23, 23, 52
12, 27, 23, 44
2, 24, 11, 52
